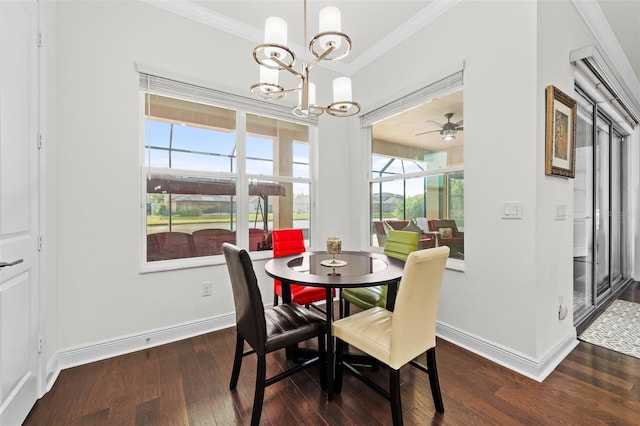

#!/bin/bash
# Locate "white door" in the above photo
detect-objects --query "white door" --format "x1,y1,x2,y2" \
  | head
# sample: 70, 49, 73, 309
0, 1, 41, 425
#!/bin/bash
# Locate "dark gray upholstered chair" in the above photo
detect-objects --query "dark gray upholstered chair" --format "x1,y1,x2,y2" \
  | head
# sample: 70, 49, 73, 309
222, 243, 326, 426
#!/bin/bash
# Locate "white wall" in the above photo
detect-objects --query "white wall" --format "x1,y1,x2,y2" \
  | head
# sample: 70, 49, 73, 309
49, 1, 255, 351
45, 0, 351, 358
43, 0, 638, 382
348, 0, 639, 370
535, 0, 593, 358
352, 1, 545, 357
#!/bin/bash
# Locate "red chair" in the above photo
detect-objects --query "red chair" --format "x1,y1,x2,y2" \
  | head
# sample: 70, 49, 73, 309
272, 229, 334, 313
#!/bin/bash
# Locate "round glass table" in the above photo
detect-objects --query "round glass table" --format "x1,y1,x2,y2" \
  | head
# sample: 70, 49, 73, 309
264, 251, 405, 401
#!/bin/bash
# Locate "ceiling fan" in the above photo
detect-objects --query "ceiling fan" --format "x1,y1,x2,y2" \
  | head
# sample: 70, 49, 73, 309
415, 112, 463, 141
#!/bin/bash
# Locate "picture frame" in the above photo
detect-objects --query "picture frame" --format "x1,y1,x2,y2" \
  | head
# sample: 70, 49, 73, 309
545, 85, 577, 178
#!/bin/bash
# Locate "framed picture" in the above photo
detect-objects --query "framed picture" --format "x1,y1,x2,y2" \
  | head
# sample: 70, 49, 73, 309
545, 85, 577, 178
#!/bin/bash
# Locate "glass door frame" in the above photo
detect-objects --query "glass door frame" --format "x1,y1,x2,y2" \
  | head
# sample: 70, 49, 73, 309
573, 85, 630, 331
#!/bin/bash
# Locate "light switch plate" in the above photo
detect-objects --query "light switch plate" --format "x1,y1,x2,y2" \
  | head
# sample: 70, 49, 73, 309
501, 202, 523, 219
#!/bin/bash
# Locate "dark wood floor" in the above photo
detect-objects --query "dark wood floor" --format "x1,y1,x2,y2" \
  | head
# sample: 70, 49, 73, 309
25, 284, 640, 425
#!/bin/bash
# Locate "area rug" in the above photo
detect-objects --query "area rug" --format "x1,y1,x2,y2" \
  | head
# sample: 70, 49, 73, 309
579, 300, 640, 359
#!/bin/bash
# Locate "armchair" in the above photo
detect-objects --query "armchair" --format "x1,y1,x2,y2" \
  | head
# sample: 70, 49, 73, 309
427, 219, 464, 259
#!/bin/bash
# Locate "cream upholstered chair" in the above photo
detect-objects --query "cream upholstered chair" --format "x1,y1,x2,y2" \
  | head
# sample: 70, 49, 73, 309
332, 246, 449, 426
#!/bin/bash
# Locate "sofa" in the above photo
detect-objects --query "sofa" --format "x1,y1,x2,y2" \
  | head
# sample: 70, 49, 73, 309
372, 220, 436, 249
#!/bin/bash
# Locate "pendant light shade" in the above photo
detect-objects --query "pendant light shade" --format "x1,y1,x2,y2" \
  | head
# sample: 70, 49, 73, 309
250, 0, 360, 117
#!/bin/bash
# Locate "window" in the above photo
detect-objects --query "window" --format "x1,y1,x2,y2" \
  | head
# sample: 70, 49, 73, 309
141, 74, 313, 265
363, 72, 464, 260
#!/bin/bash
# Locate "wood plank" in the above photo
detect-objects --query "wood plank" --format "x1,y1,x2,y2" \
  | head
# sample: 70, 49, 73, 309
24, 291, 640, 426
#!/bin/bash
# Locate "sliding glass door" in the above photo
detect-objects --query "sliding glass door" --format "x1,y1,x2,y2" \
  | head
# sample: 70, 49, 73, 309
595, 118, 611, 298
573, 87, 628, 328
573, 93, 594, 320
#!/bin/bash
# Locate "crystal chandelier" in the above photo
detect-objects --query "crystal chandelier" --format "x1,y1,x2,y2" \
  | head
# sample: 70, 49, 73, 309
250, 1, 361, 118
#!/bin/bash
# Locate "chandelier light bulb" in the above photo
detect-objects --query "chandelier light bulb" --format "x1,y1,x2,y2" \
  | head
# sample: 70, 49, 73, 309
264, 17, 287, 59
333, 77, 352, 103
309, 82, 317, 105
265, 17, 287, 45
318, 6, 342, 50
260, 65, 278, 86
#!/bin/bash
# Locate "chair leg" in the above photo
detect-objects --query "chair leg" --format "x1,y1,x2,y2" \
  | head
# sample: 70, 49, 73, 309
390, 368, 403, 426
426, 347, 444, 413
318, 334, 327, 391
230, 334, 244, 389
334, 338, 344, 394
343, 300, 350, 317
251, 355, 267, 426
273, 293, 279, 306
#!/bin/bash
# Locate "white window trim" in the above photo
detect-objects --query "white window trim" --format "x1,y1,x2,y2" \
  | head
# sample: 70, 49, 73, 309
138, 67, 317, 272
362, 69, 465, 270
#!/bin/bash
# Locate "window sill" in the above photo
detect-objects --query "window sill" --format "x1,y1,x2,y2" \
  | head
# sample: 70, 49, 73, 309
139, 250, 274, 274
446, 258, 465, 272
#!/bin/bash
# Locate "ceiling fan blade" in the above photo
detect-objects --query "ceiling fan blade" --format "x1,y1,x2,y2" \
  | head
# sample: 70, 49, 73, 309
415, 129, 442, 136
424, 120, 444, 127
454, 119, 463, 126
455, 126, 463, 131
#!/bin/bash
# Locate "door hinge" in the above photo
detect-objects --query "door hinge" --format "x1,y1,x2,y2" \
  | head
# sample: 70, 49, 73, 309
38, 235, 44, 251
38, 133, 44, 149
38, 336, 44, 353
37, 31, 43, 47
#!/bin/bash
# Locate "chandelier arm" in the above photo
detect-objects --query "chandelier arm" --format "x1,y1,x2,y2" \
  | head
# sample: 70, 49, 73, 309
309, 31, 352, 61
306, 44, 337, 71
326, 101, 361, 117
267, 55, 304, 78
279, 87, 302, 95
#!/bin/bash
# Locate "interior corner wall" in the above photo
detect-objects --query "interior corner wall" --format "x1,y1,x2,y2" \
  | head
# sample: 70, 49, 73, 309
41, 0, 60, 366
312, 116, 358, 251
534, 0, 595, 358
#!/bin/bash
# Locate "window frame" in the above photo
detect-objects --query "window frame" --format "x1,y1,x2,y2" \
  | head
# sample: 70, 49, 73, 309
361, 70, 465, 270
138, 68, 316, 272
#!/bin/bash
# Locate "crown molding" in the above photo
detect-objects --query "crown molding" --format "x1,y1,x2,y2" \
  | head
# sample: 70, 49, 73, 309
571, 0, 640, 105
142, 0, 460, 77
142, 0, 261, 43
343, 0, 461, 76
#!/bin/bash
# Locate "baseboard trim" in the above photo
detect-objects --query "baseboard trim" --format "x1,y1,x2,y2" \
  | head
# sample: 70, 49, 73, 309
45, 313, 236, 392
436, 321, 579, 382
44, 314, 578, 393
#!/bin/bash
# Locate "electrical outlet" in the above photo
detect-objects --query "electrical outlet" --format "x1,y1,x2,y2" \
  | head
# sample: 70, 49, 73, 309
558, 295, 568, 320
202, 281, 212, 297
